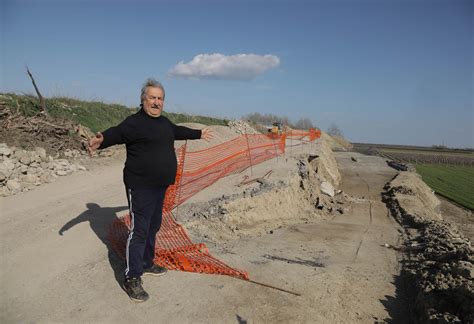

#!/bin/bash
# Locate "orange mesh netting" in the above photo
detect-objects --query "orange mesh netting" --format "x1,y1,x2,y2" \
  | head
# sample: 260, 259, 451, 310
108, 131, 317, 280
287, 128, 321, 141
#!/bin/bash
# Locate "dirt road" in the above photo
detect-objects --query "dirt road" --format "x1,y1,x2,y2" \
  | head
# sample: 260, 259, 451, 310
1, 152, 408, 323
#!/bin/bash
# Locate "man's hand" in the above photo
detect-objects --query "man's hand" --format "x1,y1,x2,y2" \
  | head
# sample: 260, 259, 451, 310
201, 127, 214, 142
88, 132, 104, 157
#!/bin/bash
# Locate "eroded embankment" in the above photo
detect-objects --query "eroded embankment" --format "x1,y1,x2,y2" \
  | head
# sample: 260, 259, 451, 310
181, 138, 348, 242
382, 172, 473, 323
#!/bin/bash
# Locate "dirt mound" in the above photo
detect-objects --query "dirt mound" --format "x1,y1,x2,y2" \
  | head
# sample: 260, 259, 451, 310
383, 173, 473, 323
320, 132, 353, 151
175, 123, 239, 151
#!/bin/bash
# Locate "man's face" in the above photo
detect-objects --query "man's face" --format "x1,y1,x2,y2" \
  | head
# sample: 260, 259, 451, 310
142, 87, 164, 118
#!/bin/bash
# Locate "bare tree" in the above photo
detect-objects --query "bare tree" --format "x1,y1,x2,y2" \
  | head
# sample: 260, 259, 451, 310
327, 123, 343, 137
294, 117, 314, 130
243, 112, 294, 127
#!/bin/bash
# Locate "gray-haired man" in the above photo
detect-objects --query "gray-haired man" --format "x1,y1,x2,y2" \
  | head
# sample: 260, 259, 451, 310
89, 79, 213, 302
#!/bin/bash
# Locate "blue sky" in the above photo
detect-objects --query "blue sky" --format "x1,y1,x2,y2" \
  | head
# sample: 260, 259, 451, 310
2, 0, 473, 148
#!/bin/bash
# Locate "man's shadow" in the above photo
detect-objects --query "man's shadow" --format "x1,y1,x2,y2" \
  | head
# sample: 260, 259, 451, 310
59, 203, 129, 286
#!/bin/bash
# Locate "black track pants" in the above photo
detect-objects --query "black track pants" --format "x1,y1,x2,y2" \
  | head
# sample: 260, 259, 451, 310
124, 186, 168, 279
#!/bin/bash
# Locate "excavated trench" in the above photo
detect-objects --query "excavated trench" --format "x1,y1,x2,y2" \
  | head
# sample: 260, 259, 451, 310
382, 172, 473, 323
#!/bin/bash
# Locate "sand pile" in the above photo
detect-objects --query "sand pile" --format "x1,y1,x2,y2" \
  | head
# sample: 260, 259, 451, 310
383, 173, 473, 323
175, 123, 239, 151
320, 132, 353, 151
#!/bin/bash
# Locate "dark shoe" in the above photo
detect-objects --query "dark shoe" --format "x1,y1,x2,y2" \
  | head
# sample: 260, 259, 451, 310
143, 264, 168, 277
124, 277, 149, 302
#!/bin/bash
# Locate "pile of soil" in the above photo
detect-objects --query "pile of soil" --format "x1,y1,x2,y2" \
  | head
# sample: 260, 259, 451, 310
174, 123, 240, 151
383, 172, 473, 323
320, 132, 353, 151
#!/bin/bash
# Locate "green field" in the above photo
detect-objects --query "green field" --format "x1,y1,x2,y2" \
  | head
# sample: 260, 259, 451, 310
415, 164, 474, 210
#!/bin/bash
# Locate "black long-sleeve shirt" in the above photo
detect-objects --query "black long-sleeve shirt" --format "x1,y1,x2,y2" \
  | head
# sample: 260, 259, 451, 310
99, 108, 201, 189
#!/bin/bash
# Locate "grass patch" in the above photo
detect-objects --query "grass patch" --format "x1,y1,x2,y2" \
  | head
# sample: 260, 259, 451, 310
1, 93, 228, 133
415, 164, 474, 210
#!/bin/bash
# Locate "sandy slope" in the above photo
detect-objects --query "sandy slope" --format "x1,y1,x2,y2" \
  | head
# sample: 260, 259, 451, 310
1, 143, 408, 322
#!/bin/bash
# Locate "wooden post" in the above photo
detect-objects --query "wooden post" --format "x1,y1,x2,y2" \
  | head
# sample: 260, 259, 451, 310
245, 134, 253, 176
26, 66, 47, 115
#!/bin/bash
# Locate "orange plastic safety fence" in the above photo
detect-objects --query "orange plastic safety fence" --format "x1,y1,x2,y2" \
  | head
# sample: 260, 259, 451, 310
286, 128, 321, 141
107, 132, 315, 281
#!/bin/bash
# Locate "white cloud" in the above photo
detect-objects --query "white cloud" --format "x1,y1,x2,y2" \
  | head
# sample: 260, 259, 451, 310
168, 53, 280, 80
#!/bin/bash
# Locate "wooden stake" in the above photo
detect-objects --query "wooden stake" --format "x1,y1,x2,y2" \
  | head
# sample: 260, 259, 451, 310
247, 279, 302, 297
25, 66, 47, 115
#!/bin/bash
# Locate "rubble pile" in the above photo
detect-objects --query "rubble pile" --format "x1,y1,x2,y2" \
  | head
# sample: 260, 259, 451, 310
0, 143, 87, 197
383, 173, 473, 323
228, 120, 261, 135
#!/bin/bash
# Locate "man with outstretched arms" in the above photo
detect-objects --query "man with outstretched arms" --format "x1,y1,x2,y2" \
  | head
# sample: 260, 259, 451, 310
88, 79, 213, 302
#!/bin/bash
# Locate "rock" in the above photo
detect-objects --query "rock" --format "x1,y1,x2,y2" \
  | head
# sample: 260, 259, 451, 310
40, 172, 56, 183
46, 162, 55, 170
56, 170, 69, 176
6, 179, 22, 192
35, 147, 47, 161
99, 150, 114, 157
20, 154, 31, 165
0, 171, 5, 182
21, 174, 38, 183
53, 160, 69, 170
1, 158, 15, 171
27, 166, 40, 175
64, 149, 74, 158
297, 161, 308, 179
0, 186, 10, 197
14, 150, 31, 165
30, 153, 42, 163
20, 165, 28, 174
55, 159, 70, 167
453, 261, 474, 279
320, 181, 335, 197
77, 165, 87, 171
0, 146, 12, 157
0, 166, 11, 180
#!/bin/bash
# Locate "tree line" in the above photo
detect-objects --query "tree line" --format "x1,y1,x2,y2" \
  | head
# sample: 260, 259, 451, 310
243, 112, 345, 139
243, 112, 315, 130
